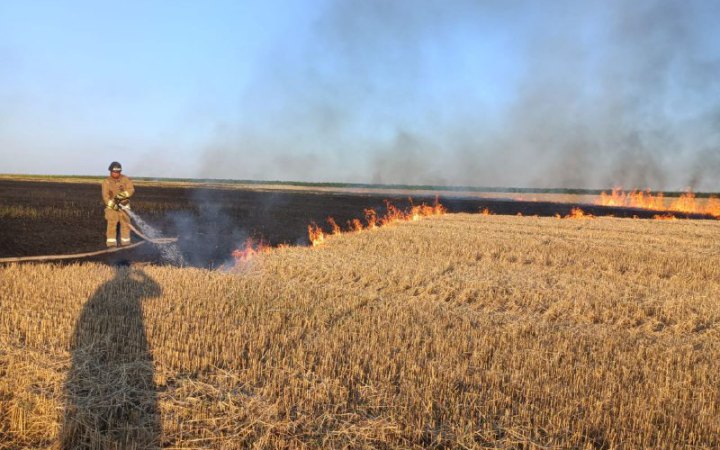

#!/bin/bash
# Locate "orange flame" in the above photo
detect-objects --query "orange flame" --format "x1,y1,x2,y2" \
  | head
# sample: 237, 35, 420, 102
597, 188, 666, 210
480, 208, 493, 216
564, 207, 593, 219
348, 218, 364, 232
232, 238, 271, 263
653, 214, 677, 221
364, 208, 378, 229
433, 196, 447, 215
327, 217, 341, 235
380, 201, 406, 226
312, 198, 446, 246
706, 197, 720, 217
669, 192, 698, 213
308, 223, 325, 247
596, 188, 719, 218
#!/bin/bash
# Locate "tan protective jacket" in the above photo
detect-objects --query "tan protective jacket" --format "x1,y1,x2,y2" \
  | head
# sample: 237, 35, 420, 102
102, 175, 135, 207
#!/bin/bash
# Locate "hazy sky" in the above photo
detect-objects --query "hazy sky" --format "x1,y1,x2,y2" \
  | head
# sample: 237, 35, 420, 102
1, 0, 719, 190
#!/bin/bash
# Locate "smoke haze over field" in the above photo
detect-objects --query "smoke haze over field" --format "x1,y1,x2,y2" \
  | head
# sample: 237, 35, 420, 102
1, 1, 719, 190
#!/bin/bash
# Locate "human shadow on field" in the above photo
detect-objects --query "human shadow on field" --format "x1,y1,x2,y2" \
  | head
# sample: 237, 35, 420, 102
62, 266, 162, 449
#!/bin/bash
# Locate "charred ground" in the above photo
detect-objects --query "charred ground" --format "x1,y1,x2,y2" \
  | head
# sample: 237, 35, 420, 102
0, 179, 712, 267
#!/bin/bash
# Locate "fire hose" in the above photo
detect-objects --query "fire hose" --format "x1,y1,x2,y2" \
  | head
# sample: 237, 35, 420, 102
0, 209, 177, 264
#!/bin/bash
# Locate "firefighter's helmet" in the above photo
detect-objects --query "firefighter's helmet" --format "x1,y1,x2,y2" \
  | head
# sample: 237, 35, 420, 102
108, 161, 122, 172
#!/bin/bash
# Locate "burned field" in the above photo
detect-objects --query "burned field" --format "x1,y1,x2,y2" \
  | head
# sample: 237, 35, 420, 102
0, 178, 710, 267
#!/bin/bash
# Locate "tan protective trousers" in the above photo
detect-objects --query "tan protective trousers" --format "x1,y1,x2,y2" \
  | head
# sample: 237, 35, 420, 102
105, 209, 131, 247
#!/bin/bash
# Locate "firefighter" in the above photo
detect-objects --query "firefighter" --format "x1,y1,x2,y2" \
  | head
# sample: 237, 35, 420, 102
102, 162, 135, 247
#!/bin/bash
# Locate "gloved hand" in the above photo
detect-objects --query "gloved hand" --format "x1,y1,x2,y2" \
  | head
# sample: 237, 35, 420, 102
114, 191, 131, 207
106, 199, 120, 210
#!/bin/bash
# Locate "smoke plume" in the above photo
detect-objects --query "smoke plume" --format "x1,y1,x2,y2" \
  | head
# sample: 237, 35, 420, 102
199, 0, 720, 191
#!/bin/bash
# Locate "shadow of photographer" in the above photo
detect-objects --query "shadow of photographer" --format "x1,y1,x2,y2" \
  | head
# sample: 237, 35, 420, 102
62, 265, 161, 449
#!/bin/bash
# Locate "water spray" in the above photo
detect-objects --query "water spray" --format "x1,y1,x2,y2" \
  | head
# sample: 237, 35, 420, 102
119, 205, 185, 265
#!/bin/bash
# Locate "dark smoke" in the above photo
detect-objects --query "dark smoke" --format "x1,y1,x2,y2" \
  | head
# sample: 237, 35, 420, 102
199, 0, 720, 191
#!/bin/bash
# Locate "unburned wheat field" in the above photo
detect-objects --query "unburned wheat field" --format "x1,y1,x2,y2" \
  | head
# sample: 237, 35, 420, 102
1, 213, 719, 449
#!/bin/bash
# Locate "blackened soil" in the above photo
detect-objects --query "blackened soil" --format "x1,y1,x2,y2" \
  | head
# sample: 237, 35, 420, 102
0, 180, 711, 267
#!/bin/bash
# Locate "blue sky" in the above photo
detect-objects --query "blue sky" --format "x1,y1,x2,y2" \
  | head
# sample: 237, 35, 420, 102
1, 1, 719, 190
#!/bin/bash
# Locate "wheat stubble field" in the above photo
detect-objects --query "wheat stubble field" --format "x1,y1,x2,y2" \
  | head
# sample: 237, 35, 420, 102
1, 214, 719, 448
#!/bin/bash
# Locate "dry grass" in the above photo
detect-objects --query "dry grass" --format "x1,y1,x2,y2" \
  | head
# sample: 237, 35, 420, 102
1, 214, 719, 448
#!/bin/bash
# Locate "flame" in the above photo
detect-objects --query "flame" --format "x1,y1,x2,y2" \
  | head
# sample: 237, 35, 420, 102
380, 201, 406, 226
564, 207, 593, 219
232, 238, 271, 263
597, 188, 665, 209
433, 196, 447, 215
706, 197, 720, 217
327, 217, 341, 235
409, 205, 428, 221
234, 197, 447, 262
312, 198, 445, 246
596, 188, 719, 218
230, 188, 718, 268
348, 218, 364, 232
308, 223, 325, 247
364, 208, 378, 229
